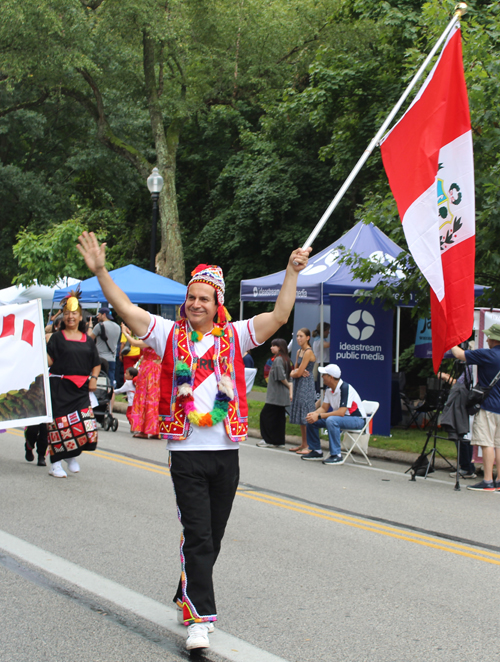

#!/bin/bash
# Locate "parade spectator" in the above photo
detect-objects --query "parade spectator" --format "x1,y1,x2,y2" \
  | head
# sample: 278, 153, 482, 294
46, 291, 101, 478
77, 230, 310, 651
121, 326, 161, 439
452, 324, 500, 491
120, 324, 142, 374
302, 364, 366, 464
257, 339, 293, 448
242, 350, 254, 369
45, 313, 63, 342
113, 367, 138, 428
90, 307, 121, 386
44, 310, 63, 335
289, 328, 316, 454
312, 322, 330, 390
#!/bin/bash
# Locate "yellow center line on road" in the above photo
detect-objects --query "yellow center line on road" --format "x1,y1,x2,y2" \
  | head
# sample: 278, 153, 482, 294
92, 450, 170, 476
238, 491, 500, 566
7, 426, 498, 566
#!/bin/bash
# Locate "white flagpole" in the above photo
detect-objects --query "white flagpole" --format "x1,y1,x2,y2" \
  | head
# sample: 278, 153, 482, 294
299, 2, 468, 253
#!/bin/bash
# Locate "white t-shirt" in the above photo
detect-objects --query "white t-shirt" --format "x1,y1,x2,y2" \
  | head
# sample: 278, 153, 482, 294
325, 379, 366, 418
114, 379, 136, 407
141, 315, 261, 451
324, 384, 341, 412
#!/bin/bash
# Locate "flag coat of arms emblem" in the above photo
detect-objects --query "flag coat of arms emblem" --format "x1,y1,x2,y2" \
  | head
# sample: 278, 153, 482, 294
380, 23, 475, 371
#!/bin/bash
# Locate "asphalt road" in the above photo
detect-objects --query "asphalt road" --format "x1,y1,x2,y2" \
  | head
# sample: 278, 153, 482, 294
1, 416, 499, 662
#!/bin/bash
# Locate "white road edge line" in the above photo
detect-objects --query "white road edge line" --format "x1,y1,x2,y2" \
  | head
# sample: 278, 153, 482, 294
0, 529, 290, 662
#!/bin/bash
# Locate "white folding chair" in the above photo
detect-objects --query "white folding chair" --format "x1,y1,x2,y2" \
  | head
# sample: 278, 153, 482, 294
340, 400, 379, 466
244, 367, 257, 394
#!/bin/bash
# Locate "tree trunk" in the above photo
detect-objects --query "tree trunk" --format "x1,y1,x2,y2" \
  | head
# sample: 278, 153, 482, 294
143, 31, 185, 283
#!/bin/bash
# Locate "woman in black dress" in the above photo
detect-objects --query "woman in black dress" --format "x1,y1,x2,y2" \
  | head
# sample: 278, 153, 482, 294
46, 292, 101, 478
258, 339, 293, 448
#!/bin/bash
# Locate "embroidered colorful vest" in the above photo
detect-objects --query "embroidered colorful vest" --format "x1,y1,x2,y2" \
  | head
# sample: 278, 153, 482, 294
158, 320, 248, 442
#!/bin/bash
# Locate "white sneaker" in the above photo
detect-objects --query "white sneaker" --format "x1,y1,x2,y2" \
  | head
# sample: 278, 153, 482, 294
186, 622, 210, 650
66, 458, 80, 473
177, 607, 214, 632
256, 440, 277, 448
49, 461, 67, 478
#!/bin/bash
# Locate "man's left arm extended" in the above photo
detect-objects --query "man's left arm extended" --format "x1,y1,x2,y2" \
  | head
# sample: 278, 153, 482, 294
253, 247, 311, 345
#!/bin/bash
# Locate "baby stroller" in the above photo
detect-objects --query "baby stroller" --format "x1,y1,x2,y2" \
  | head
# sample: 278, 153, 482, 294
93, 369, 119, 432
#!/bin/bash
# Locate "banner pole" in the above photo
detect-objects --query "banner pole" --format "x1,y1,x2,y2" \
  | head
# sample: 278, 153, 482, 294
299, 3, 468, 252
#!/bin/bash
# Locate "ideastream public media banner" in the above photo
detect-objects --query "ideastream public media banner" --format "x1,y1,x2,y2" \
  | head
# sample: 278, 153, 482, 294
329, 297, 393, 436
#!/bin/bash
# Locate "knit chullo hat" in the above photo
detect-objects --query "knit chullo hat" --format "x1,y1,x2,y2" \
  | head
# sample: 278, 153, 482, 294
180, 264, 231, 327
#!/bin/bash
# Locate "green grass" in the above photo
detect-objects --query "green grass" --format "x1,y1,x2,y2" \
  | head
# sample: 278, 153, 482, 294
247, 395, 457, 459
370, 428, 457, 458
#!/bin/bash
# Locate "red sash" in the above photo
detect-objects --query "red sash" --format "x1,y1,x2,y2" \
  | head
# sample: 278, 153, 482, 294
158, 320, 248, 442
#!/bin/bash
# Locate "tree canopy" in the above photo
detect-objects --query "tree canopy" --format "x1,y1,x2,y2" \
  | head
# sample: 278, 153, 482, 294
1, 0, 499, 319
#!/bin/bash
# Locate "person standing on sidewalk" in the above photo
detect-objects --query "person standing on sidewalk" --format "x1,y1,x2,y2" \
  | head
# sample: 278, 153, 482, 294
76, 231, 310, 651
257, 339, 293, 448
90, 307, 121, 387
451, 324, 500, 491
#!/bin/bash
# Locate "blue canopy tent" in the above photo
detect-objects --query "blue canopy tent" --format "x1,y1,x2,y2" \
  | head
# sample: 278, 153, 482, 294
241, 222, 407, 304
241, 222, 407, 435
241, 222, 486, 435
240, 220, 485, 303
53, 264, 187, 305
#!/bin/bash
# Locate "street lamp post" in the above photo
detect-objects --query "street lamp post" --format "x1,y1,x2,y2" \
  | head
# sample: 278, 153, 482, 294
147, 167, 164, 273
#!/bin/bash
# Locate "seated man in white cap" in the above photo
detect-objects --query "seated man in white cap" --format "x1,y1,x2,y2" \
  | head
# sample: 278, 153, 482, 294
302, 364, 366, 464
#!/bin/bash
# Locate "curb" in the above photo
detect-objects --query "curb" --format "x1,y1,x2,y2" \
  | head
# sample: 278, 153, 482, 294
247, 428, 454, 471
113, 401, 128, 414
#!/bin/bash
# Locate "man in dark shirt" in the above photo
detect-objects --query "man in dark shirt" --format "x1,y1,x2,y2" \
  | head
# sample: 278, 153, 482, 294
451, 323, 500, 491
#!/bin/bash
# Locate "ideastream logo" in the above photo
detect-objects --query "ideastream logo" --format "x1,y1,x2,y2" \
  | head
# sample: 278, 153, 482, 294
336, 309, 384, 361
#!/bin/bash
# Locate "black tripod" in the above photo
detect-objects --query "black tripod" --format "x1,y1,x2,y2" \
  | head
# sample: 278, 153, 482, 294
406, 349, 475, 490
406, 384, 454, 480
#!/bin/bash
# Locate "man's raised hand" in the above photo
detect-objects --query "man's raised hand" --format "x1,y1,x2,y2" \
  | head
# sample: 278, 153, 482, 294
289, 247, 312, 273
77, 231, 107, 275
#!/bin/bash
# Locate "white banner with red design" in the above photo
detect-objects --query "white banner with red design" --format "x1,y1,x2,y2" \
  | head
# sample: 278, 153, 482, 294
380, 23, 475, 372
0, 299, 52, 429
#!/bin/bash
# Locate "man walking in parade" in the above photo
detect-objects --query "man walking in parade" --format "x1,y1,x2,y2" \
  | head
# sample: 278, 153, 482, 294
77, 231, 310, 650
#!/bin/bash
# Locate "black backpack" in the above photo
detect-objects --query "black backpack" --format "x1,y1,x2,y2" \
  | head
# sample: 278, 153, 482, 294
466, 370, 500, 416
95, 322, 114, 355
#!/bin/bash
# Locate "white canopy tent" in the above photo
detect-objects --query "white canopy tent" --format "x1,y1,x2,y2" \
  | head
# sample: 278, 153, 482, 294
0, 278, 82, 309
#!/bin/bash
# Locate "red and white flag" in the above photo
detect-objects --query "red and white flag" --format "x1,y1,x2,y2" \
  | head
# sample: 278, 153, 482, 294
0, 299, 52, 428
380, 24, 475, 372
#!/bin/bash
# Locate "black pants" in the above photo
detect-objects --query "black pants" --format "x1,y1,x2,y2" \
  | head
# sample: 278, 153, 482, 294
170, 450, 239, 623
260, 403, 286, 446
25, 424, 48, 459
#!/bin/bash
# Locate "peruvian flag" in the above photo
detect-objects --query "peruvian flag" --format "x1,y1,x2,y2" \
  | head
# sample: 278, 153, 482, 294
380, 24, 475, 372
